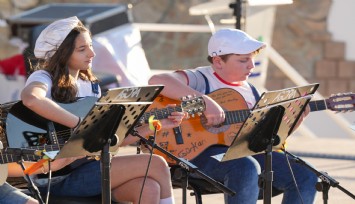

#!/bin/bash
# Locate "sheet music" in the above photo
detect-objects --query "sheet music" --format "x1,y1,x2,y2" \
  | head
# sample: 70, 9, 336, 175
55, 85, 164, 159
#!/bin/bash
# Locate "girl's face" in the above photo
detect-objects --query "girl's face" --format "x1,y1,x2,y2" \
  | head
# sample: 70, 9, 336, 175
67, 31, 95, 76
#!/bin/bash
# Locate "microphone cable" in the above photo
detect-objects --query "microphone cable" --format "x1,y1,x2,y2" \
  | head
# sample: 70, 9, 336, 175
44, 161, 52, 204
281, 148, 305, 204
138, 126, 158, 204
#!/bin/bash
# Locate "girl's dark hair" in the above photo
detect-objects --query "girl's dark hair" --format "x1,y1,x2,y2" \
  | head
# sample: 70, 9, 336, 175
32, 21, 98, 103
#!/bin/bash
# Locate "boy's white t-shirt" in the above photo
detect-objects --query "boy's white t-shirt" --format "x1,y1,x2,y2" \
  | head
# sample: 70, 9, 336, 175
184, 66, 257, 109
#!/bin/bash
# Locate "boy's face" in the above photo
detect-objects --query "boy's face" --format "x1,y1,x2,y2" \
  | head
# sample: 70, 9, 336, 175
213, 53, 255, 83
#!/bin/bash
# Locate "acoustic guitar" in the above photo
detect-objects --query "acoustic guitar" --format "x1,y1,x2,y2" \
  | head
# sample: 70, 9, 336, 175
6, 96, 205, 150
145, 89, 355, 164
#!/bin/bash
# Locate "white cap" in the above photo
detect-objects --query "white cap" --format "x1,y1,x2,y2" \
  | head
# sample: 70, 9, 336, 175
208, 28, 266, 57
34, 16, 80, 59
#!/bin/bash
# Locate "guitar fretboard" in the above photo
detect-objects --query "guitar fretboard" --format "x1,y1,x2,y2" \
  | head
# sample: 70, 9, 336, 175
309, 100, 327, 112
224, 109, 251, 125
142, 106, 182, 123
223, 99, 328, 125
0, 144, 61, 164
0, 152, 37, 164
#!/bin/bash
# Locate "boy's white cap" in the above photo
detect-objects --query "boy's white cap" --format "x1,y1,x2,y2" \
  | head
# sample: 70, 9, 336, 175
34, 16, 80, 59
208, 28, 266, 57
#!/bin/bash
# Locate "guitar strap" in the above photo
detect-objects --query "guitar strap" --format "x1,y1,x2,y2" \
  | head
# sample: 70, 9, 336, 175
197, 70, 210, 94
248, 83, 261, 101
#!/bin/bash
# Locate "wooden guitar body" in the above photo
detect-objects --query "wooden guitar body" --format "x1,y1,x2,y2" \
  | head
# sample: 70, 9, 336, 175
147, 88, 248, 164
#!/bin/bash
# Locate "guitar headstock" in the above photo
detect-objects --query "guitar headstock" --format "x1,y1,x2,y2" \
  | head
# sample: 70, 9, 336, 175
326, 92, 355, 112
180, 95, 206, 118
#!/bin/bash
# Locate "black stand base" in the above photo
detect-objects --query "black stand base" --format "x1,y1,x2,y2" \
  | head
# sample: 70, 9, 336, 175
283, 150, 355, 204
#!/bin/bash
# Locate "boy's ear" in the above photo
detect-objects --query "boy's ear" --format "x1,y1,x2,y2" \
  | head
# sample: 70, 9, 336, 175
212, 56, 223, 69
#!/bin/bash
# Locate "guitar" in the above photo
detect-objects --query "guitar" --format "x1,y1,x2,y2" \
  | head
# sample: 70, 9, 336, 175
6, 96, 205, 150
146, 89, 355, 164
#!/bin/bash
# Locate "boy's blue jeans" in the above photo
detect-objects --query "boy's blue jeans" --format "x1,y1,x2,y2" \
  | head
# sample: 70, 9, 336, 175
192, 145, 318, 204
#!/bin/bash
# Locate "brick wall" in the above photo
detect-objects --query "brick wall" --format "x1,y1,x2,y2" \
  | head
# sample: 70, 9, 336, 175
266, 0, 354, 96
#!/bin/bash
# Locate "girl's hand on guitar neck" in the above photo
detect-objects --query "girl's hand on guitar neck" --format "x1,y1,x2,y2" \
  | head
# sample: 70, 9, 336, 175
201, 95, 225, 126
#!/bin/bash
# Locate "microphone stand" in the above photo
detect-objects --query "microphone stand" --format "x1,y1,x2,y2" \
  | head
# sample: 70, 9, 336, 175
17, 158, 44, 204
249, 106, 285, 204
130, 130, 235, 204
282, 150, 355, 204
229, 0, 242, 29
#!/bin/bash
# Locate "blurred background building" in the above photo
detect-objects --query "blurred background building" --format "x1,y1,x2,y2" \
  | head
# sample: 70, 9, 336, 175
0, 0, 354, 138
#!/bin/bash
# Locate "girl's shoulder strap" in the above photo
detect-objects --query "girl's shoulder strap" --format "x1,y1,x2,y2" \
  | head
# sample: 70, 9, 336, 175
91, 82, 99, 94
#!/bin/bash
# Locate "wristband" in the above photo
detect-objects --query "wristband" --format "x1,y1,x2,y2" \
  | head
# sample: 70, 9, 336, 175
74, 117, 81, 129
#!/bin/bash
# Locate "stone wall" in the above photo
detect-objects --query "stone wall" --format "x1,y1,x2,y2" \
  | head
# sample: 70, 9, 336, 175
0, 0, 353, 96
266, 0, 354, 96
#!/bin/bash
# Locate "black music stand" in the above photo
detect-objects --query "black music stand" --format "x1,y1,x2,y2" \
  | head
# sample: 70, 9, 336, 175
222, 84, 319, 204
45, 85, 164, 204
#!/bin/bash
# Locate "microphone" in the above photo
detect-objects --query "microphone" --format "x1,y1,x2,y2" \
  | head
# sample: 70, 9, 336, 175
5, 148, 44, 157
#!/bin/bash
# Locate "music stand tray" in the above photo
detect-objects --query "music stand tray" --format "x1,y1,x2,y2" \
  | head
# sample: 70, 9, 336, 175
222, 83, 319, 161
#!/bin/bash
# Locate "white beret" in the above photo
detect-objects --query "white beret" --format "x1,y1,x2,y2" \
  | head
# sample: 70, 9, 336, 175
34, 16, 80, 59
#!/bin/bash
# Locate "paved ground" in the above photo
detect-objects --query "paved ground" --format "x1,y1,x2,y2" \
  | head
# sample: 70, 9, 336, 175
118, 134, 355, 204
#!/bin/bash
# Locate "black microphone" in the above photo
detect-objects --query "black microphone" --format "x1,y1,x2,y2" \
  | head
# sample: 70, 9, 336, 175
5, 148, 43, 157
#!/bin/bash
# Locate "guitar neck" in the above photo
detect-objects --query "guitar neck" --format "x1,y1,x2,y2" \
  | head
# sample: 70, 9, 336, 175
224, 109, 251, 125
0, 144, 60, 165
142, 106, 182, 123
309, 100, 328, 112
223, 99, 329, 125
0, 152, 38, 164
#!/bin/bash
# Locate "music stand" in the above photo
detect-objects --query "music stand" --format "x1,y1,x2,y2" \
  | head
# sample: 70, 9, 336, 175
222, 83, 319, 204
46, 85, 164, 204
